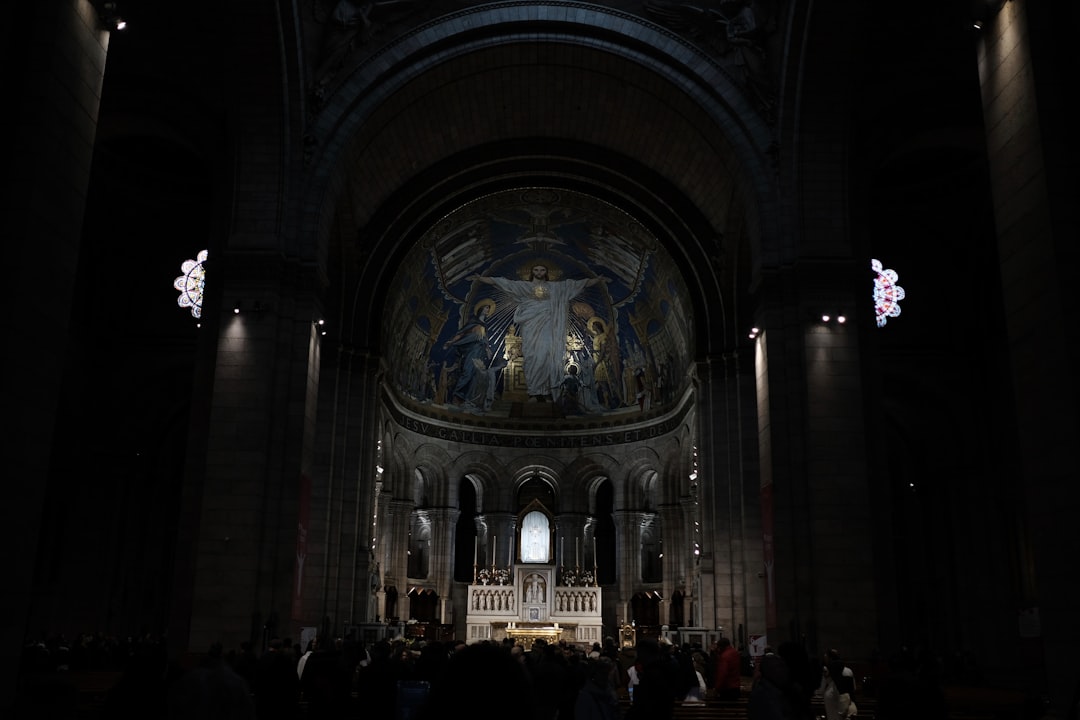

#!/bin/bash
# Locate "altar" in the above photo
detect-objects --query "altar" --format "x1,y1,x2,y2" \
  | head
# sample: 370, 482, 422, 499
465, 564, 602, 647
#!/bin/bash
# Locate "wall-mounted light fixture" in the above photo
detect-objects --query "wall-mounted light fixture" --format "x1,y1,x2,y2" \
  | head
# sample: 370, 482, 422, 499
92, 1, 127, 30
971, 0, 1008, 31
232, 300, 266, 315
315, 319, 326, 336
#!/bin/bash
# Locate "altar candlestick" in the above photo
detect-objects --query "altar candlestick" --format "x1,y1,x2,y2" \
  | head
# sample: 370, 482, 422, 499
474, 536, 478, 565
576, 538, 579, 567
492, 536, 497, 567
593, 537, 597, 567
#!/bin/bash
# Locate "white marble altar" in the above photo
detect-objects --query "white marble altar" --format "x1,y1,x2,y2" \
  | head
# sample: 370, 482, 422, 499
466, 564, 602, 646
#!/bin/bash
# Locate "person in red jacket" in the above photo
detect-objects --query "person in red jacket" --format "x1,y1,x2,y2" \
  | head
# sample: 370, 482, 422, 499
714, 637, 741, 701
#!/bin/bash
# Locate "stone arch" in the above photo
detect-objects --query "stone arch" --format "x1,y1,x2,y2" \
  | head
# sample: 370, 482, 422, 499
302, 4, 778, 356
507, 458, 567, 509
614, 450, 663, 511
411, 468, 428, 508
642, 471, 662, 513
567, 452, 621, 478
400, 443, 453, 505
562, 453, 621, 510
653, 435, 688, 507
443, 451, 507, 512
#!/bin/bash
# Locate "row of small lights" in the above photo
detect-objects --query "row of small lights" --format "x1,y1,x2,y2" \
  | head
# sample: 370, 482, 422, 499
228, 301, 327, 336
747, 313, 846, 340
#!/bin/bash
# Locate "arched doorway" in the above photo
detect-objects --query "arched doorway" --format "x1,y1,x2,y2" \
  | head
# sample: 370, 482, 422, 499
669, 589, 686, 627
631, 591, 661, 628
408, 587, 439, 624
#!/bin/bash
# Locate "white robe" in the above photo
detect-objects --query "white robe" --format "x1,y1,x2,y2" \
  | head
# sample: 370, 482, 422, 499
487, 276, 590, 398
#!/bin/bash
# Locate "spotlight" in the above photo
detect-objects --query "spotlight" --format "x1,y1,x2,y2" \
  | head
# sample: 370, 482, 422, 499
94, 2, 127, 31
821, 314, 830, 322
837, 315, 847, 324
233, 302, 241, 314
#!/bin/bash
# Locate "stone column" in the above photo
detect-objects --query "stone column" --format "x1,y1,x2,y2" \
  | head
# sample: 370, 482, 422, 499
753, 264, 875, 654
426, 507, 461, 624
696, 352, 757, 638
3, 2, 111, 702
978, 4, 1080, 712
385, 498, 414, 609
314, 348, 381, 638
182, 250, 327, 653
612, 510, 643, 621
657, 502, 683, 626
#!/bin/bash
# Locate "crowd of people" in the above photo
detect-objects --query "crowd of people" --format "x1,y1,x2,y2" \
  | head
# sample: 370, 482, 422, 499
18, 628, 1005, 720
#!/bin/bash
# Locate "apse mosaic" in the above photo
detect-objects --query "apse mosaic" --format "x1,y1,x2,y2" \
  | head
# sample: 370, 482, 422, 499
385, 189, 693, 418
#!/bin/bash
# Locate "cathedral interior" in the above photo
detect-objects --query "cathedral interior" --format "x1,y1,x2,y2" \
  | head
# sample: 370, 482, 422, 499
5, 0, 1078, 715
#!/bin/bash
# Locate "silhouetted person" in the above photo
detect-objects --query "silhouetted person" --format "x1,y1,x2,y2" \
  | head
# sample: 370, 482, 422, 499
749, 652, 797, 720
100, 635, 170, 719
575, 656, 621, 720
714, 636, 741, 701
166, 644, 255, 720
354, 639, 408, 720
412, 640, 450, 683
525, 639, 574, 720
231, 641, 258, 693
817, 659, 854, 720
302, 637, 353, 719
875, 645, 947, 720
625, 638, 676, 720
601, 636, 620, 663
414, 642, 538, 720
775, 641, 817, 720
254, 637, 299, 720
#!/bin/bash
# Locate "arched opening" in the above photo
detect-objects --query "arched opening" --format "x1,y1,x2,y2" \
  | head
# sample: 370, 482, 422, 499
670, 589, 686, 628
455, 477, 479, 582
408, 587, 439, 624
407, 513, 431, 579
516, 498, 554, 565
595, 480, 616, 584
631, 591, 661, 629
385, 587, 399, 623
641, 516, 662, 583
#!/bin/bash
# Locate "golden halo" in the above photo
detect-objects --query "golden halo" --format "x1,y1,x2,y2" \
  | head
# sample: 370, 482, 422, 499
473, 298, 496, 317
517, 260, 562, 281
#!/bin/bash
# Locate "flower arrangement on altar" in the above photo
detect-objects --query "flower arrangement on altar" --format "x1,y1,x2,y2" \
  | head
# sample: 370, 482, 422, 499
559, 567, 595, 587
477, 567, 511, 585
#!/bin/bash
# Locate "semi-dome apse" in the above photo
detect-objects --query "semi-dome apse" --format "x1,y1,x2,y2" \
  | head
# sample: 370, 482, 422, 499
385, 188, 693, 420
